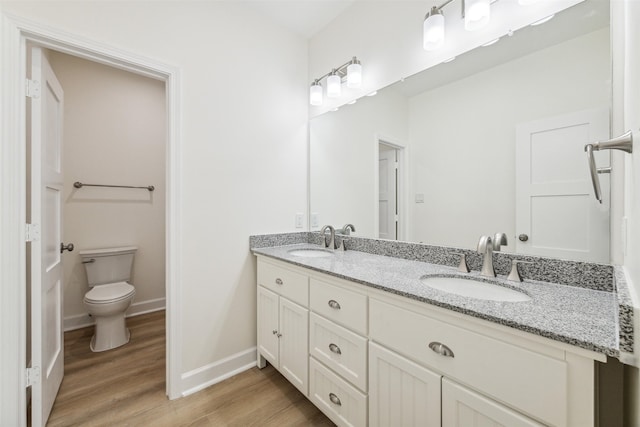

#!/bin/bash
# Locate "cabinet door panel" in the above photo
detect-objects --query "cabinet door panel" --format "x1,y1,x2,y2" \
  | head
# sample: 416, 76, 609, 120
369, 342, 441, 427
257, 286, 279, 367
442, 378, 545, 427
279, 297, 309, 395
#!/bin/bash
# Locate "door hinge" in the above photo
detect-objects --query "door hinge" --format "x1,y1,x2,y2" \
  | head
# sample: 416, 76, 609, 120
394, 214, 399, 222
26, 366, 40, 387
26, 79, 41, 99
26, 223, 41, 242
394, 161, 399, 170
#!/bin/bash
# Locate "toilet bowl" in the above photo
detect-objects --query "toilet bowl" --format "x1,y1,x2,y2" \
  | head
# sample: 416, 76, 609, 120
80, 246, 137, 352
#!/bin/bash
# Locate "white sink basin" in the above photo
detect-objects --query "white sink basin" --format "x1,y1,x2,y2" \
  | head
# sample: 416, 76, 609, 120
288, 248, 335, 258
421, 276, 531, 302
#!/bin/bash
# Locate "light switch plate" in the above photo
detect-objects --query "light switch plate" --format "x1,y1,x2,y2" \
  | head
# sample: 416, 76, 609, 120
311, 213, 319, 228
295, 213, 303, 228
415, 193, 425, 203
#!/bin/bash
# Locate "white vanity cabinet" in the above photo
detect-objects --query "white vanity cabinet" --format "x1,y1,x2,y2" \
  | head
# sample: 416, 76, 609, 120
255, 255, 601, 427
257, 260, 309, 395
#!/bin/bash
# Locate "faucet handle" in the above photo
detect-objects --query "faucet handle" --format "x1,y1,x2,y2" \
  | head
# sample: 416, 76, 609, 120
492, 233, 508, 251
450, 252, 470, 273
508, 259, 533, 282
337, 238, 349, 252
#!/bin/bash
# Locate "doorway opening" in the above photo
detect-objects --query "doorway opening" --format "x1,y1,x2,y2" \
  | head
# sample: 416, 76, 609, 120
1, 16, 183, 427
26, 45, 169, 426
377, 138, 405, 241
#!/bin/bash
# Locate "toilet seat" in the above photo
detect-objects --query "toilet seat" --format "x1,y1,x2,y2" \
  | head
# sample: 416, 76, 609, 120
84, 282, 135, 304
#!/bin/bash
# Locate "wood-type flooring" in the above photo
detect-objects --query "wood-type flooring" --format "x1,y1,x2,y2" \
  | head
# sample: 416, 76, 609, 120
46, 311, 333, 426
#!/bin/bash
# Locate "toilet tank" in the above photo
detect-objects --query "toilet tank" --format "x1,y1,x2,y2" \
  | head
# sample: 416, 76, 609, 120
80, 246, 137, 287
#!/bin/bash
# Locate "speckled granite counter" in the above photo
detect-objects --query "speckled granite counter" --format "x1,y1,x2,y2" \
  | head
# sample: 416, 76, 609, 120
252, 243, 622, 358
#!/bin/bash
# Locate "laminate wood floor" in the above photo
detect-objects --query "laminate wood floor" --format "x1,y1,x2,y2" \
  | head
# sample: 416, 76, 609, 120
47, 311, 334, 427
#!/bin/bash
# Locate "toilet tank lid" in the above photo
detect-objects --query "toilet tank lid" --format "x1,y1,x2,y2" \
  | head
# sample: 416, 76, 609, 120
79, 246, 138, 257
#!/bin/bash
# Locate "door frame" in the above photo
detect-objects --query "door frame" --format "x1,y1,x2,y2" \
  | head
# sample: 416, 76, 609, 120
1, 13, 183, 425
373, 134, 408, 241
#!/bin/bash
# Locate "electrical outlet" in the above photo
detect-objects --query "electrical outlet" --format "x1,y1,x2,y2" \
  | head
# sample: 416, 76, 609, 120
311, 213, 319, 228
295, 213, 304, 229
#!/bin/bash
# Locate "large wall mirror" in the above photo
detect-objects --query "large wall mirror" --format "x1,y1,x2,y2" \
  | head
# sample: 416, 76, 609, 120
310, 0, 611, 263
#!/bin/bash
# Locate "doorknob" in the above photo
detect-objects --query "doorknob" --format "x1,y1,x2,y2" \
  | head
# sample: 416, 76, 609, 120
60, 243, 74, 253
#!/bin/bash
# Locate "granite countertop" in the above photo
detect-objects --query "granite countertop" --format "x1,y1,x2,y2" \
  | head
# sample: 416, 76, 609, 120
252, 243, 620, 358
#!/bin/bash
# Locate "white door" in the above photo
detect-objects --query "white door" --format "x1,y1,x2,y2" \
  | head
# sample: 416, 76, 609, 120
515, 109, 610, 262
369, 342, 441, 427
442, 379, 544, 427
30, 47, 65, 427
379, 146, 397, 240
278, 297, 308, 396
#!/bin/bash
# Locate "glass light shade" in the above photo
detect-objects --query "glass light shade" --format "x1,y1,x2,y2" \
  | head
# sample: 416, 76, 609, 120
309, 83, 323, 106
327, 73, 341, 98
423, 12, 445, 51
347, 63, 362, 88
465, 0, 490, 31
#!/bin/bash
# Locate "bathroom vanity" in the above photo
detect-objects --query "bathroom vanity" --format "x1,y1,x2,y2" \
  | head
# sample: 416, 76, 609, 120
252, 235, 630, 427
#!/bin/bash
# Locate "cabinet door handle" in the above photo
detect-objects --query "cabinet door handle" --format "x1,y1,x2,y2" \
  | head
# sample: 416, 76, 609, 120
328, 299, 341, 310
275, 278, 283, 285
329, 393, 342, 406
329, 343, 342, 355
428, 341, 455, 358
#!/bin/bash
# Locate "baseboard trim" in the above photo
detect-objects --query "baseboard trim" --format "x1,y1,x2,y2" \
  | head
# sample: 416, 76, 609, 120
63, 297, 166, 331
181, 347, 257, 397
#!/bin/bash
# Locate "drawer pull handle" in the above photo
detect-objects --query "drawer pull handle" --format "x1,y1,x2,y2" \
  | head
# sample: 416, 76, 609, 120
328, 299, 341, 310
329, 343, 342, 355
275, 278, 283, 285
329, 393, 342, 406
428, 341, 455, 358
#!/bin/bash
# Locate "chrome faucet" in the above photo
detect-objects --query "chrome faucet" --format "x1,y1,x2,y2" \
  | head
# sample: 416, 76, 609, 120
338, 223, 356, 235
477, 235, 496, 277
320, 225, 336, 249
492, 233, 508, 251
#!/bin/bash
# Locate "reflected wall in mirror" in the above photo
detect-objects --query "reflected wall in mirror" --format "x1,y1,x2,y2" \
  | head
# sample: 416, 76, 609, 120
310, 0, 611, 263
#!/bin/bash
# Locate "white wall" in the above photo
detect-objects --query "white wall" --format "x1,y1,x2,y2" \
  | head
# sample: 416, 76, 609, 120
48, 51, 166, 328
310, 89, 408, 236
1, 0, 308, 389
409, 28, 610, 249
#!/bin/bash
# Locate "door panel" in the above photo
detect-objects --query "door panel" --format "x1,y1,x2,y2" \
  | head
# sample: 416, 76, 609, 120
379, 146, 397, 240
30, 46, 65, 427
257, 286, 279, 367
516, 109, 610, 262
279, 298, 308, 395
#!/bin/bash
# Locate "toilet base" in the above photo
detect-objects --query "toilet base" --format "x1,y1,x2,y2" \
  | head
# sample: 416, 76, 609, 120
90, 313, 131, 352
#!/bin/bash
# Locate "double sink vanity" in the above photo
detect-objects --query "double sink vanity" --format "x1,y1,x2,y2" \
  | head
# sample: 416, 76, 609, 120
251, 231, 633, 427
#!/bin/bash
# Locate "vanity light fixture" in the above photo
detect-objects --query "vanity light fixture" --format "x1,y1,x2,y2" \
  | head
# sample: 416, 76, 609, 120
423, 0, 493, 52
310, 80, 323, 106
464, 0, 491, 31
309, 56, 363, 106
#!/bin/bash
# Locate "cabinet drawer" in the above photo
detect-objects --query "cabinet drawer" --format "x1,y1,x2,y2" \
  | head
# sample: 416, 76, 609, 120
310, 313, 368, 391
310, 278, 367, 334
370, 299, 567, 427
309, 357, 367, 427
258, 259, 308, 306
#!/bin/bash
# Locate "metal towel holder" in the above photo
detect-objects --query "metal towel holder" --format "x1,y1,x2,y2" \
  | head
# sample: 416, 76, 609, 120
584, 131, 633, 203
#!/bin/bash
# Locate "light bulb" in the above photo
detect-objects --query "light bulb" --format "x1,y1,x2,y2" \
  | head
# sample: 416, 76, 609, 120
347, 58, 362, 89
423, 7, 445, 51
327, 71, 341, 98
465, 0, 490, 31
309, 81, 323, 106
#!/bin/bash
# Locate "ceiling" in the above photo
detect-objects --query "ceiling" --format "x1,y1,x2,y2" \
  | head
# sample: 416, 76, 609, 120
243, 0, 355, 38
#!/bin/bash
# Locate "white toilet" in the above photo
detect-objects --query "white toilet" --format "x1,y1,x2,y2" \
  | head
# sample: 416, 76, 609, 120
80, 246, 137, 352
